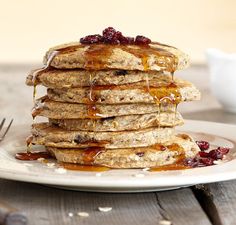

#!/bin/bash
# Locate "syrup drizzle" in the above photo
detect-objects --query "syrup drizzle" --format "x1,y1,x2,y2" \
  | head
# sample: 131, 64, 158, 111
31, 96, 48, 119
27, 51, 58, 155
78, 147, 106, 164
171, 71, 174, 82
146, 74, 160, 128
86, 74, 102, 118
151, 143, 184, 152
32, 50, 59, 100
60, 163, 110, 172
26, 135, 33, 152
15, 151, 52, 161
144, 70, 180, 129
141, 56, 149, 71
150, 143, 187, 171
149, 164, 190, 172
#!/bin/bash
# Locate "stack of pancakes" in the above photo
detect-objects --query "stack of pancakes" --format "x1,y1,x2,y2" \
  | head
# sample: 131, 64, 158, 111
26, 41, 201, 168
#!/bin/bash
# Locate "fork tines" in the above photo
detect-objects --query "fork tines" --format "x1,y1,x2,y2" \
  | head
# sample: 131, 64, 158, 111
0, 118, 13, 141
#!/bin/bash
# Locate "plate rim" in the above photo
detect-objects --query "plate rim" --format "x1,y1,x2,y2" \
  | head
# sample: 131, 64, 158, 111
0, 119, 236, 191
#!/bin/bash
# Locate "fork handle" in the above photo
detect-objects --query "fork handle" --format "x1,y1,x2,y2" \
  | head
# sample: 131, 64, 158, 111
0, 202, 27, 225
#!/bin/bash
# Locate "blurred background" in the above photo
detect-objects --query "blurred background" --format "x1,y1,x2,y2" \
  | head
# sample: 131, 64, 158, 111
1, 0, 236, 64
1, 0, 236, 125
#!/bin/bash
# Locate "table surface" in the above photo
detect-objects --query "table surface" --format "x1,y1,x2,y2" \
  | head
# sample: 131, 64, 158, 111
0, 64, 236, 225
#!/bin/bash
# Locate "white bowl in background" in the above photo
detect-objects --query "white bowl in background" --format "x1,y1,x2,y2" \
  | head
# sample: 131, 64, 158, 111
206, 48, 236, 113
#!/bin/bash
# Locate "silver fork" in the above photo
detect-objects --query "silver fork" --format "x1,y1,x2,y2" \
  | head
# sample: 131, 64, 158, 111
0, 118, 13, 142
0, 119, 28, 225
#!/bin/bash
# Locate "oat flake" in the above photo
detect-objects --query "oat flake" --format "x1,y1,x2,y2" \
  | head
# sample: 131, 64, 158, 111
55, 168, 67, 174
77, 212, 89, 217
98, 207, 112, 212
159, 220, 172, 225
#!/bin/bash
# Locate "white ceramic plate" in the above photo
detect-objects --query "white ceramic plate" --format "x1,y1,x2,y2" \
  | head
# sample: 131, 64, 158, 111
0, 120, 236, 193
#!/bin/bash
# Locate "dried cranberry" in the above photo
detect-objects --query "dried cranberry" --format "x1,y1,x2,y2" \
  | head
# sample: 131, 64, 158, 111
119, 36, 135, 44
199, 158, 214, 166
136, 152, 144, 157
217, 147, 230, 155
80, 27, 152, 45
115, 70, 128, 75
106, 34, 120, 44
80, 34, 103, 44
207, 147, 229, 160
196, 141, 210, 151
103, 27, 116, 38
184, 145, 230, 168
74, 135, 84, 143
100, 116, 115, 122
114, 31, 123, 40
107, 39, 119, 44
184, 157, 199, 167
102, 27, 120, 44
135, 35, 151, 45
198, 151, 209, 158
208, 149, 223, 160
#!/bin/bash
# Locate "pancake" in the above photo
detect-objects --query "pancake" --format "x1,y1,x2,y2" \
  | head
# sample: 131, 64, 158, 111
49, 112, 183, 132
32, 97, 177, 119
47, 78, 200, 104
43, 42, 189, 72
31, 122, 175, 149
25, 28, 201, 170
47, 134, 200, 168
26, 69, 165, 87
